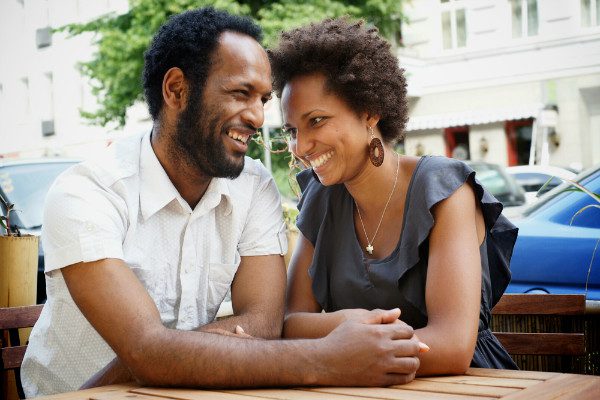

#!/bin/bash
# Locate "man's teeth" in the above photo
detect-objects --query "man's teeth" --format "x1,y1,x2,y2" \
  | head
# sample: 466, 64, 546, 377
310, 151, 333, 168
228, 131, 249, 144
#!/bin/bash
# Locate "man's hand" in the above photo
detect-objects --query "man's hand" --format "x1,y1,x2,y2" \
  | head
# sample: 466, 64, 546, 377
336, 308, 400, 325
202, 325, 254, 339
317, 309, 421, 387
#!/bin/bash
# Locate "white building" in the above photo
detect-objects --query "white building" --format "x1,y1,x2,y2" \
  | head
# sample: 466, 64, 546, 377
0, 0, 149, 159
400, 0, 600, 170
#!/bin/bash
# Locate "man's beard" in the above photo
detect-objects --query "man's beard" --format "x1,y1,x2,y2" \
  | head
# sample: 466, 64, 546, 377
173, 95, 245, 179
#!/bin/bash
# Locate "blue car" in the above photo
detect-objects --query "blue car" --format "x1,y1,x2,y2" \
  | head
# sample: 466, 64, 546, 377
507, 165, 600, 300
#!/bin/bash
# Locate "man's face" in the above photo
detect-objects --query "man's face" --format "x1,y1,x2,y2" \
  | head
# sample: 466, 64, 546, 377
174, 31, 272, 179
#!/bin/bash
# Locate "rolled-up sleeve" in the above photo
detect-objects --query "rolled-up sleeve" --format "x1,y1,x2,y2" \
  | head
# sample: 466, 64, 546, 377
42, 171, 127, 272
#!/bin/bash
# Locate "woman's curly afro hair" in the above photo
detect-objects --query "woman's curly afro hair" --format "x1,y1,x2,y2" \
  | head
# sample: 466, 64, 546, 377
268, 18, 408, 144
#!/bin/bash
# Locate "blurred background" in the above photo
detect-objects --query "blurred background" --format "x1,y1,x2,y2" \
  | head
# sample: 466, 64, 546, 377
1, 0, 598, 200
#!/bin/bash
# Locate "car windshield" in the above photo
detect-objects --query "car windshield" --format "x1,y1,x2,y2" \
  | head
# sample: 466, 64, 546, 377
522, 165, 600, 217
0, 162, 74, 229
473, 167, 512, 197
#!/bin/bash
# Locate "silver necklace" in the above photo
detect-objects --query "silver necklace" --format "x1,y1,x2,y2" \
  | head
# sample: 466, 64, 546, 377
355, 153, 400, 255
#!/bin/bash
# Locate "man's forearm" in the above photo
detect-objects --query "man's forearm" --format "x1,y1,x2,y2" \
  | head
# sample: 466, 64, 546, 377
128, 319, 418, 388
198, 311, 282, 339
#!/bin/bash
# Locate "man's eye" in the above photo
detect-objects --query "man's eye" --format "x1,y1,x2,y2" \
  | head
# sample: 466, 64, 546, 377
234, 89, 249, 97
283, 127, 297, 139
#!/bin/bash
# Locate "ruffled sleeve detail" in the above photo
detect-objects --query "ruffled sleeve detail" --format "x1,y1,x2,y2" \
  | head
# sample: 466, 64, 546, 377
399, 156, 518, 309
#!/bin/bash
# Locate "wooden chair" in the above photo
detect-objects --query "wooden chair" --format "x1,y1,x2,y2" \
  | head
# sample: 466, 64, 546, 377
0, 304, 43, 399
491, 294, 600, 374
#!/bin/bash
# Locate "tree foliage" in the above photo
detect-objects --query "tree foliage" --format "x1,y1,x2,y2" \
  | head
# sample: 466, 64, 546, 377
61, 0, 404, 128
61, 0, 404, 199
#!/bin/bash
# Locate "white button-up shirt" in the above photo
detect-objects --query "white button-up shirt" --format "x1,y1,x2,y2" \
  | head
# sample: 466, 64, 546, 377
22, 132, 287, 397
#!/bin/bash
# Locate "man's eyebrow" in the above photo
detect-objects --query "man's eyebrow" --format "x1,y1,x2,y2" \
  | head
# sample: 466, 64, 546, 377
234, 82, 272, 97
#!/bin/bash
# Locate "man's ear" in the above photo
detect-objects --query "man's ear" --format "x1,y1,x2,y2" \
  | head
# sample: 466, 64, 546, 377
162, 67, 188, 111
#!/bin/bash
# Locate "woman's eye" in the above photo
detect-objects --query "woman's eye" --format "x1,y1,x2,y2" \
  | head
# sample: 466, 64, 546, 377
311, 117, 325, 126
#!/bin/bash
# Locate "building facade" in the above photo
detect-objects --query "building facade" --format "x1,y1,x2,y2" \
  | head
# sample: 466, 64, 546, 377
400, 0, 600, 170
0, 0, 148, 158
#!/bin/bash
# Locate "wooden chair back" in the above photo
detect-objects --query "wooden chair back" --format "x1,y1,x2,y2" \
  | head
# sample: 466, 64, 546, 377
491, 294, 586, 356
0, 304, 43, 399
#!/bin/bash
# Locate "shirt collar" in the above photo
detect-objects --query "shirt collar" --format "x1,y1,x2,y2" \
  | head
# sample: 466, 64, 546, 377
139, 132, 182, 220
139, 132, 233, 220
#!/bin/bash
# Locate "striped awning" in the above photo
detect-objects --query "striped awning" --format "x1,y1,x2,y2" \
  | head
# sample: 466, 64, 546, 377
405, 103, 544, 131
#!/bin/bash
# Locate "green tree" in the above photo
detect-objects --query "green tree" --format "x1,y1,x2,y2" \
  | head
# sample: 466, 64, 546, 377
61, 0, 404, 198
62, 0, 404, 128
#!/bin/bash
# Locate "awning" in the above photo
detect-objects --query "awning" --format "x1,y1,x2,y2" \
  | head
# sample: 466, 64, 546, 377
405, 103, 544, 132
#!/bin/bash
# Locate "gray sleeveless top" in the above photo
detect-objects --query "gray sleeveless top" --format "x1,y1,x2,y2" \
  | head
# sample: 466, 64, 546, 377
296, 155, 518, 369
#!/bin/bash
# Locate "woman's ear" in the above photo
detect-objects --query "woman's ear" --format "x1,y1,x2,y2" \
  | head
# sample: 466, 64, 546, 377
162, 67, 188, 111
366, 114, 381, 128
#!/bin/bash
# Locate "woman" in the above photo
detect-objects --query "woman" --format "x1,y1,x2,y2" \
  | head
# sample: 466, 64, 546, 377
268, 18, 518, 374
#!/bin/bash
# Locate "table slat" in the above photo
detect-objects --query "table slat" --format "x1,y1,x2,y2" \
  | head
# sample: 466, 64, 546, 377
308, 387, 495, 400
393, 380, 518, 398
133, 388, 266, 400
465, 368, 558, 381
416, 375, 541, 388
91, 393, 167, 400
501, 374, 600, 400
32, 384, 141, 400
225, 388, 378, 400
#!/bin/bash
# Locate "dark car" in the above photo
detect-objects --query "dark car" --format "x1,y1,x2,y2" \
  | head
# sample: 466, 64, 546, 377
467, 161, 527, 208
507, 165, 600, 300
0, 159, 79, 303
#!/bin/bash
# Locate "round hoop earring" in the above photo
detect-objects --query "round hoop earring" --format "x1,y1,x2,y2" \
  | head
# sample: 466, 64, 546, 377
368, 126, 384, 167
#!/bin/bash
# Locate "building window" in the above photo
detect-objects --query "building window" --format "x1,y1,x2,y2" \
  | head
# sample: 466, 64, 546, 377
505, 119, 534, 166
441, 0, 467, 49
445, 126, 470, 160
511, 0, 538, 38
581, 0, 600, 26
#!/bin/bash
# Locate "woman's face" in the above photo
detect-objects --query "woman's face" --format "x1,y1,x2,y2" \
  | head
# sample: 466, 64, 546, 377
281, 73, 370, 186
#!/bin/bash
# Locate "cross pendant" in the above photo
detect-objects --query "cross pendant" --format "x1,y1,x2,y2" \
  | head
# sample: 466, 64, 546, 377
366, 244, 374, 254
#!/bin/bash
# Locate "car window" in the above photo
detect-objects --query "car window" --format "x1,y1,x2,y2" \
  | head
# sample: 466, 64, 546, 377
0, 162, 75, 229
513, 172, 562, 193
523, 167, 600, 227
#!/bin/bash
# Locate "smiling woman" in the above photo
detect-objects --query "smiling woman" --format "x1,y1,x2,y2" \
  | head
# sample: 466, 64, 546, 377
269, 18, 520, 375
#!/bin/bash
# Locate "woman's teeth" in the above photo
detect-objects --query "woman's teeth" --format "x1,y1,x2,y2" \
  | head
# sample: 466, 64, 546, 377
310, 151, 333, 168
228, 131, 249, 144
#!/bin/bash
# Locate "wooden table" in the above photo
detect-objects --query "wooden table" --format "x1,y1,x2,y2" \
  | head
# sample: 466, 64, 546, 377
34, 368, 600, 400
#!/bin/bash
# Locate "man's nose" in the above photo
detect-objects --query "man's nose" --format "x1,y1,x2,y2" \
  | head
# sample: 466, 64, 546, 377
242, 98, 264, 129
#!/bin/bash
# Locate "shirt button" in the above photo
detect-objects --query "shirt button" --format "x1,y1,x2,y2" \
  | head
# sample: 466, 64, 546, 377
85, 222, 95, 232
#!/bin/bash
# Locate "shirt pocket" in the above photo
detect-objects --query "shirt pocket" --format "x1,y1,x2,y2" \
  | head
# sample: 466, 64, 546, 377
206, 262, 238, 319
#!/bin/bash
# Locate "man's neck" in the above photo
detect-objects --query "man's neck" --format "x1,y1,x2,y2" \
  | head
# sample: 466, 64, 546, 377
150, 127, 211, 209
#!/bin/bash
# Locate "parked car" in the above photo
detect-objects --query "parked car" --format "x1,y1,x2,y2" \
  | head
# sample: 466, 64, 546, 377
466, 161, 527, 217
506, 165, 576, 204
507, 165, 600, 300
0, 158, 79, 303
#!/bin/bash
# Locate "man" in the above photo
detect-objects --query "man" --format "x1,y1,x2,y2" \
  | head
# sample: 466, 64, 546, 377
21, 8, 421, 397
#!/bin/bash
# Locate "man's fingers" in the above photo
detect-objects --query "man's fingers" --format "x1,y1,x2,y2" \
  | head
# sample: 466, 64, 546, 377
384, 371, 417, 387
363, 308, 401, 325
387, 355, 420, 376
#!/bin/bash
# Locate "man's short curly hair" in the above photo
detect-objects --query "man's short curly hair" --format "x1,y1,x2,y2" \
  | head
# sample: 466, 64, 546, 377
143, 7, 262, 121
268, 18, 408, 144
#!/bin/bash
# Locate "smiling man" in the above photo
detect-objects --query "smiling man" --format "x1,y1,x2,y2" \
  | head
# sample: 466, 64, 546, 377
21, 8, 421, 396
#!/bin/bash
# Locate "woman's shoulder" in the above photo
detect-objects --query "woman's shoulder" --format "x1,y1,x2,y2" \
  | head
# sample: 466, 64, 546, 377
409, 155, 474, 203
